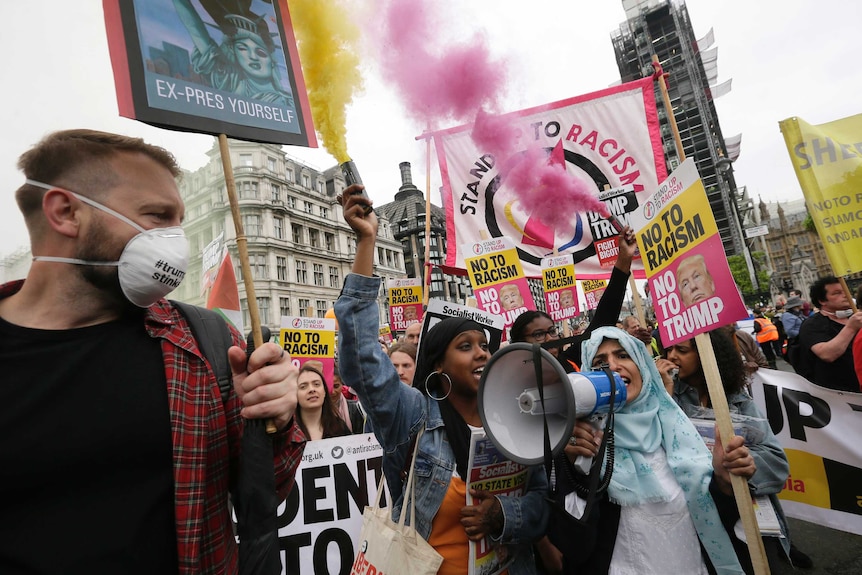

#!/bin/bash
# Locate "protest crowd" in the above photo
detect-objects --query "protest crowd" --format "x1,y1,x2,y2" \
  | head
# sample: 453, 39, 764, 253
4, 1, 861, 574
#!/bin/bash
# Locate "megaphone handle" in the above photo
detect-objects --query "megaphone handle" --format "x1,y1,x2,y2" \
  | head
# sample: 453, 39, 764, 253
573, 413, 607, 474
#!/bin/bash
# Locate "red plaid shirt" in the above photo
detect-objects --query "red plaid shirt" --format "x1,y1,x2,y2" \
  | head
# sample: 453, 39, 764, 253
1, 280, 306, 575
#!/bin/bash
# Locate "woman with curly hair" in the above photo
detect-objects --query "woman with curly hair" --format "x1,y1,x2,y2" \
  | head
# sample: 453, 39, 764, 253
663, 330, 812, 570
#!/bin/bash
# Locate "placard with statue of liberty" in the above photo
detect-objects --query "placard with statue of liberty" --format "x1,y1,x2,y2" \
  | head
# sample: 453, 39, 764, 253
104, 0, 316, 146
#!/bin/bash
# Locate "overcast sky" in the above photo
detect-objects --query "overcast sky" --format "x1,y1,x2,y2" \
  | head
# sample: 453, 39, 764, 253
2, 1, 860, 259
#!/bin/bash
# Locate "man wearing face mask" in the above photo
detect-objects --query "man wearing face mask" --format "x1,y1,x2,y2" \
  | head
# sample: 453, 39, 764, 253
796, 276, 862, 391
0, 129, 305, 575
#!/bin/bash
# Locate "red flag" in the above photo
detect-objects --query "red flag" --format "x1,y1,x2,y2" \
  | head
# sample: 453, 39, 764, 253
206, 252, 243, 334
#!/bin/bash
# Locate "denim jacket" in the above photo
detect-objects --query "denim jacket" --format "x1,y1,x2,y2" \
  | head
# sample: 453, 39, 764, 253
335, 274, 548, 574
673, 379, 792, 558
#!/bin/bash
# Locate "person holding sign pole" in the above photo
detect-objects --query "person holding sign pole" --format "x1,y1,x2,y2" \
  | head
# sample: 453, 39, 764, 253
665, 330, 813, 570
796, 276, 862, 391
0, 129, 304, 575
552, 327, 754, 574
335, 189, 549, 575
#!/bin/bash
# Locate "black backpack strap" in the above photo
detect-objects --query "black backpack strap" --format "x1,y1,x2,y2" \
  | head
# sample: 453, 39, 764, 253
170, 300, 234, 404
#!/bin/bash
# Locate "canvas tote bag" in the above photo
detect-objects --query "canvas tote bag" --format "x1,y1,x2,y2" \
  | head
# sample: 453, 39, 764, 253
350, 428, 443, 575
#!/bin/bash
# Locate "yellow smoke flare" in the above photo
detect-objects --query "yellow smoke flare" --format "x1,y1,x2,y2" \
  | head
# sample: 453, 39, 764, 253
290, 0, 363, 163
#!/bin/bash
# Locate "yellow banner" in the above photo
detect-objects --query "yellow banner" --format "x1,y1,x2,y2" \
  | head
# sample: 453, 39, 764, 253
780, 114, 862, 274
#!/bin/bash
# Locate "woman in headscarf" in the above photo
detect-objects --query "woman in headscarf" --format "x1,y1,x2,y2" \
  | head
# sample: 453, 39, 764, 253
334, 190, 549, 575
553, 326, 754, 574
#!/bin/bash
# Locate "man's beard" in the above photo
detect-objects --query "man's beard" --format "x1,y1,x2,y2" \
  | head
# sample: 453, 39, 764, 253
75, 217, 135, 311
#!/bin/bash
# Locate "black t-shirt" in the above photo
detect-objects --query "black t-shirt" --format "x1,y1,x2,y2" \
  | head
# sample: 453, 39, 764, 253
797, 313, 859, 392
0, 311, 178, 574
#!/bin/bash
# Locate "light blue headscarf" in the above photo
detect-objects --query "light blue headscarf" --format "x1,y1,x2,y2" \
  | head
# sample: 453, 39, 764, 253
581, 327, 744, 575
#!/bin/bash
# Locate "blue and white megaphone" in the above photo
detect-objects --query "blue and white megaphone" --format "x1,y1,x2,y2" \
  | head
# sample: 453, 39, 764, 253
478, 343, 626, 465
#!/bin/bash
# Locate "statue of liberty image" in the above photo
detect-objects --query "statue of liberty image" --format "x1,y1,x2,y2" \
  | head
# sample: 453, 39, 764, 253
172, 0, 295, 108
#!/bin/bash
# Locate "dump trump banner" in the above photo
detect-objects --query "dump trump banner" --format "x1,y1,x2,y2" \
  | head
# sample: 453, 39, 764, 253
779, 113, 862, 275
750, 369, 862, 536
463, 237, 535, 332
581, 279, 607, 311
541, 254, 578, 321
594, 186, 638, 269
433, 78, 665, 279
275, 433, 385, 574
280, 316, 336, 389
103, 0, 316, 146
629, 158, 747, 346
386, 278, 423, 332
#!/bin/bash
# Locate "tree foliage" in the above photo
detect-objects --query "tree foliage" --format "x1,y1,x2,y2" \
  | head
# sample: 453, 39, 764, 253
728, 252, 771, 306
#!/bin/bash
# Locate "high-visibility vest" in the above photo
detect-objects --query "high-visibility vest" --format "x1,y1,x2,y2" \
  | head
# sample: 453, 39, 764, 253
755, 317, 779, 343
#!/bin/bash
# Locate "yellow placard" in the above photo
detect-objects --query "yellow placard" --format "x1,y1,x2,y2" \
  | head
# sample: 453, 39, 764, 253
636, 179, 718, 276
279, 328, 336, 357
465, 247, 526, 289
780, 114, 862, 275
388, 284, 422, 306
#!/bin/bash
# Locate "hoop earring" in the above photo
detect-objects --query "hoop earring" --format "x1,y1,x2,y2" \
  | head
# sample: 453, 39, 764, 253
425, 371, 452, 401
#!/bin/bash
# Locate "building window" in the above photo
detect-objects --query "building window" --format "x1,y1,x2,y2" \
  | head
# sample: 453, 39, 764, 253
273, 216, 284, 239
240, 153, 253, 166
304, 201, 314, 214
242, 214, 262, 236
378, 247, 385, 264
317, 181, 325, 194
313, 263, 324, 286
239, 181, 258, 199
386, 250, 393, 268
329, 266, 340, 288
325, 232, 335, 251
257, 297, 270, 325
279, 297, 291, 318
292, 224, 303, 244
276, 256, 287, 280
309, 229, 319, 248
302, 174, 310, 188
287, 196, 297, 209
251, 253, 268, 279
271, 184, 281, 202
267, 156, 276, 171
298, 298, 310, 317
316, 300, 328, 318
286, 168, 293, 182
320, 206, 328, 219
296, 260, 308, 284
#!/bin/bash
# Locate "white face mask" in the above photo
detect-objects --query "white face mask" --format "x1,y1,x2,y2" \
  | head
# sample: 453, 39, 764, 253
26, 179, 189, 308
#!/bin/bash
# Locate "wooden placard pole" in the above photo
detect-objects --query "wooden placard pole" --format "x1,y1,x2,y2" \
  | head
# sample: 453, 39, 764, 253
218, 134, 276, 434
601, 184, 646, 326
423, 132, 434, 307
652, 54, 770, 574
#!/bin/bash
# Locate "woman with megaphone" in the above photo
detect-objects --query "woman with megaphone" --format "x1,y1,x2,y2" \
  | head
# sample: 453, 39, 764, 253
548, 326, 755, 574
334, 189, 550, 575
